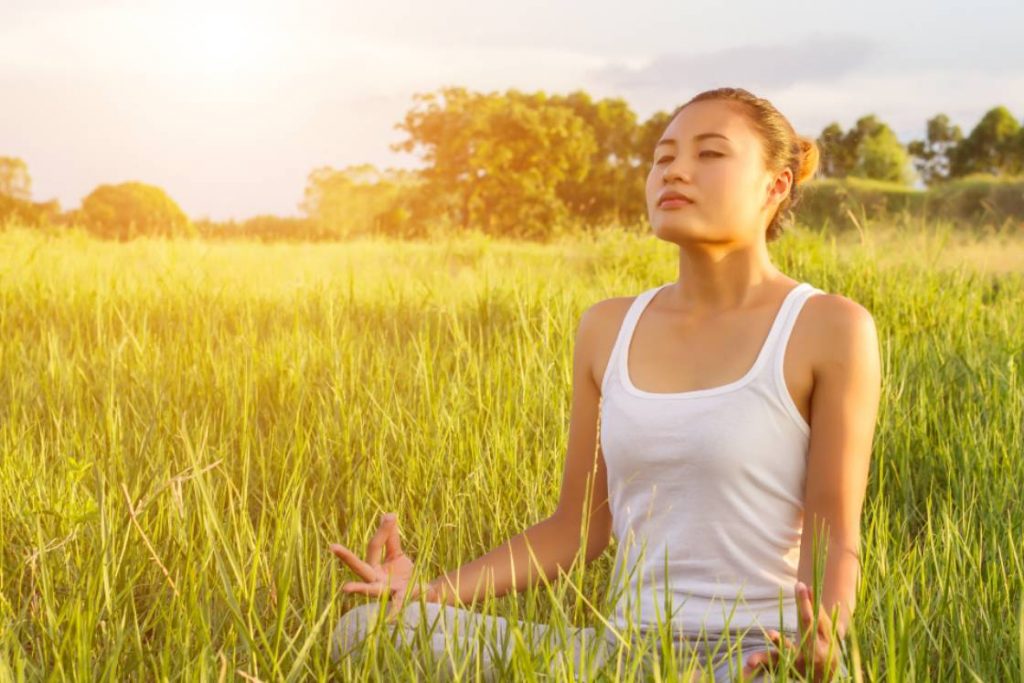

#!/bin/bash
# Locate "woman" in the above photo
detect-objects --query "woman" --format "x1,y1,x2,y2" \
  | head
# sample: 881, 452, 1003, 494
328, 86, 881, 681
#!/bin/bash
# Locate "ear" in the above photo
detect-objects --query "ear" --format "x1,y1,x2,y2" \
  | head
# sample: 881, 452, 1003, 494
764, 167, 793, 209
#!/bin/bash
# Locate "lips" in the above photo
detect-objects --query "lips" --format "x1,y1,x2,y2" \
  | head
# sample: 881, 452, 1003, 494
658, 190, 694, 206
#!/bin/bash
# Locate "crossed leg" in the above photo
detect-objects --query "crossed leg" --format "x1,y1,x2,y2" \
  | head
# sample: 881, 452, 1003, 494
332, 600, 608, 681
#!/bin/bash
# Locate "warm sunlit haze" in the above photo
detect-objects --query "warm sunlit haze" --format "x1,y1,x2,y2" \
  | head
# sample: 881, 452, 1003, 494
2, 1, 1023, 680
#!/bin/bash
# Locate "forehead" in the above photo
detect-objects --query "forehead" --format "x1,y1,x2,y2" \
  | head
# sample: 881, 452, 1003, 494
661, 99, 756, 146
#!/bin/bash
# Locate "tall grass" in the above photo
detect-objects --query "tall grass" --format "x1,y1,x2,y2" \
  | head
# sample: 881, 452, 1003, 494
0, 220, 1021, 680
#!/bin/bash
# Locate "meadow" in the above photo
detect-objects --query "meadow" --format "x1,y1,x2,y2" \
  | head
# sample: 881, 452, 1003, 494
0, 219, 1021, 681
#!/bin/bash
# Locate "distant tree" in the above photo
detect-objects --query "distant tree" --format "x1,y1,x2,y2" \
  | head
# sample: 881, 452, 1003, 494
816, 116, 914, 184
0, 156, 32, 201
77, 181, 192, 240
301, 164, 417, 238
0, 156, 65, 227
907, 114, 964, 186
194, 214, 318, 241
633, 110, 674, 165
817, 122, 858, 178
0, 196, 60, 226
392, 86, 597, 238
1015, 126, 1024, 173
852, 123, 915, 185
949, 106, 1022, 177
545, 91, 642, 223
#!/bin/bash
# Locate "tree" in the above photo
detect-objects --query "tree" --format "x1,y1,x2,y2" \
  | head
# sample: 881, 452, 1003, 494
300, 164, 417, 238
633, 110, 674, 166
546, 91, 642, 224
907, 114, 964, 186
816, 116, 914, 184
0, 156, 63, 227
77, 181, 192, 240
949, 106, 1022, 177
851, 123, 915, 185
817, 122, 857, 178
1015, 126, 1024, 173
392, 86, 597, 238
0, 156, 32, 201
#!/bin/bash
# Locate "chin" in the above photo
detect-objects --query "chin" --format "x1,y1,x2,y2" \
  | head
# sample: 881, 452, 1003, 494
651, 219, 701, 243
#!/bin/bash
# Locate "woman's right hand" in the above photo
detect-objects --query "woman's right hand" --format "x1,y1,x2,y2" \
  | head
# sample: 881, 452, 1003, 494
329, 512, 439, 617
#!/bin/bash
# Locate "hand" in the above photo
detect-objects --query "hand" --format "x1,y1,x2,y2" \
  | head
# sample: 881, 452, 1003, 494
742, 581, 844, 682
329, 512, 437, 620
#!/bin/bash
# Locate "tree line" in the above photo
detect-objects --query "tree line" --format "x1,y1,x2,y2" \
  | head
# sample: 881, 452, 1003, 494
3, 87, 1023, 241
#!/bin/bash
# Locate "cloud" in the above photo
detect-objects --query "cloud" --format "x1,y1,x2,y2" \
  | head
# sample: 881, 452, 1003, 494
589, 34, 877, 93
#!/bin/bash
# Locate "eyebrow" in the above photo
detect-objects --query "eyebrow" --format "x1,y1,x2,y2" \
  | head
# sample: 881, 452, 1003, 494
655, 132, 731, 148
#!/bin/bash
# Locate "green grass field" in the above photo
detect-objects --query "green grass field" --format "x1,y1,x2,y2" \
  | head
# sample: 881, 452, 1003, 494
0, 221, 1021, 681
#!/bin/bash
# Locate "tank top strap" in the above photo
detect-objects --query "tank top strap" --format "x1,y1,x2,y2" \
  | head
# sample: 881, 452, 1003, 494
753, 282, 826, 387
601, 283, 669, 395
765, 282, 827, 366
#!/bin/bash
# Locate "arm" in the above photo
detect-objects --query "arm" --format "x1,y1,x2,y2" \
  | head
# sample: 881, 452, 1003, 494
796, 295, 881, 640
425, 303, 614, 607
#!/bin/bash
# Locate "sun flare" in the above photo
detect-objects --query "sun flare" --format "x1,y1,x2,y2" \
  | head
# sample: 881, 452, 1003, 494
179, 11, 268, 77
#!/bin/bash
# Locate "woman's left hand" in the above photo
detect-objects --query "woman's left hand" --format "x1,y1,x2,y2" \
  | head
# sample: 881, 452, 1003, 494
741, 580, 844, 682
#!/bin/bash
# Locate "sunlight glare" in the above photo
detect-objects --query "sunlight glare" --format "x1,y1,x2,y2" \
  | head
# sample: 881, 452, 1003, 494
184, 11, 265, 77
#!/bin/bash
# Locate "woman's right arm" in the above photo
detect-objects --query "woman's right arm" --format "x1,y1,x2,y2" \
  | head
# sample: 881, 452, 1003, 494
425, 302, 616, 608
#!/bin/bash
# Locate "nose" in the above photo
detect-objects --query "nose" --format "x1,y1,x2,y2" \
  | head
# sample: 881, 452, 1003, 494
660, 155, 692, 184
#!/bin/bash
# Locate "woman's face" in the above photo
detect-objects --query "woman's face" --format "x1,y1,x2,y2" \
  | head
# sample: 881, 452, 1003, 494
645, 99, 788, 244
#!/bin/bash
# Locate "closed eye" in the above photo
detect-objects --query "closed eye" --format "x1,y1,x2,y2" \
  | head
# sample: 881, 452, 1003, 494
655, 151, 722, 164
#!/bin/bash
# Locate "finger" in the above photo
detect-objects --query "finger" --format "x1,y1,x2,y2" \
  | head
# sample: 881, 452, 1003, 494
743, 629, 786, 676
341, 581, 384, 597
815, 599, 834, 635
385, 589, 407, 622
766, 630, 799, 656
366, 513, 397, 568
795, 581, 816, 633
743, 649, 780, 677
330, 543, 377, 582
775, 631, 798, 652
384, 514, 404, 560
766, 630, 785, 648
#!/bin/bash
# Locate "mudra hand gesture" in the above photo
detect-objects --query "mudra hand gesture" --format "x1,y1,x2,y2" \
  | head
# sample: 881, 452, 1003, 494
742, 580, 845, 681
329, 512, 438, 619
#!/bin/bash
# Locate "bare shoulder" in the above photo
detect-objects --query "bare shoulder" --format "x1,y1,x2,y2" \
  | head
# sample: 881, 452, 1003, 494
800, 292, 880, 374
576, 295, 637, 391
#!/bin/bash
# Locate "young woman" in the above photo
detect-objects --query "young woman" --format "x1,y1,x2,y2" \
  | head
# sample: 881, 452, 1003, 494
328, 86, 881, 681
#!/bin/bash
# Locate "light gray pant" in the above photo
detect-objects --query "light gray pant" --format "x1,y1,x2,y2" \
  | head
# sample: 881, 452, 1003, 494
331, 601, 848, 681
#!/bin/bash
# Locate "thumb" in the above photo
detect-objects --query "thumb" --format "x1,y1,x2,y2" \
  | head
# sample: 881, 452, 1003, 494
384, 590, 406, 622
743, 651, 767, 676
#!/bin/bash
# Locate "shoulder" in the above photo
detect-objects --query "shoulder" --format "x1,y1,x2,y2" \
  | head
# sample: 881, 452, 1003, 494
581, 295, 636, 328
575, 295, 636, 351
574, 295, 639, 387
800, 291, 880, 377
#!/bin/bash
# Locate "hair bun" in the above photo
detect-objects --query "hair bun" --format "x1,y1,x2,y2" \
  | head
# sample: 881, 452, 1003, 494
795, 136, 820, 184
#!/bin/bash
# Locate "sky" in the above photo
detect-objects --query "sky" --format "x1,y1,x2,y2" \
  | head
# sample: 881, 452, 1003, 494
2, 0, 1023, 221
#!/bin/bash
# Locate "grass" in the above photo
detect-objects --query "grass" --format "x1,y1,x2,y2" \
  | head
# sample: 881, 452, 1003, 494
0, 218, 1021, 680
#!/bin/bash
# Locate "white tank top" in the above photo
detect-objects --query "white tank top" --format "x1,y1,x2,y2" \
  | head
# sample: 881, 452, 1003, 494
599, 281, 824, 637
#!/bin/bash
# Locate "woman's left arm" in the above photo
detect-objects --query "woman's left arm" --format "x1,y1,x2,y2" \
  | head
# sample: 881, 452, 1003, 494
798, 294, 882, 639
745, 295, 882, 680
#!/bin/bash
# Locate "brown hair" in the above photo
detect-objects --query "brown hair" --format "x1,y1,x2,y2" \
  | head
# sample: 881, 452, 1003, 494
672, 87, 820, 242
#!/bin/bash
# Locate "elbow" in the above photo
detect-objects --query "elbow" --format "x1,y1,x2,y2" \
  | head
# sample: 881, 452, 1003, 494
584, 539, 610, 563
582, 524, 612, 563
546, 512, 610, 565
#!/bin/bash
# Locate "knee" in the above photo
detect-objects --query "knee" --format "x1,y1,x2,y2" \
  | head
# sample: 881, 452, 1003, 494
331, 602, 383, 662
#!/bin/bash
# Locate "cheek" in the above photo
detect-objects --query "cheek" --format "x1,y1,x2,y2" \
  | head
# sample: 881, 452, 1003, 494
645, 168, 661, 201
706, 164, 758, 205
645, 166, 658, 188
